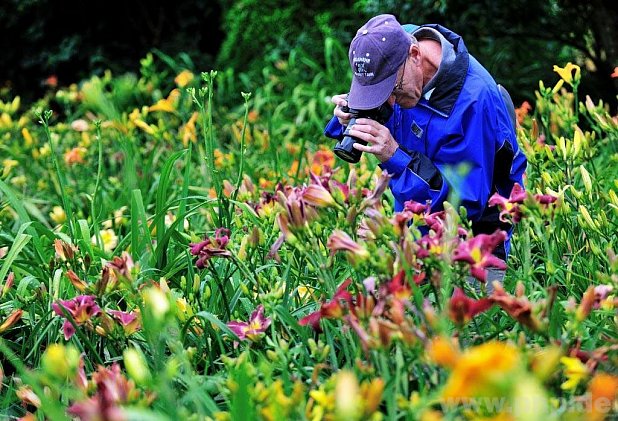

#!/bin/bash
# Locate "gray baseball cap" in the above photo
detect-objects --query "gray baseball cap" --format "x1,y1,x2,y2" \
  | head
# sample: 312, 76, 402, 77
348, 14, 412, 109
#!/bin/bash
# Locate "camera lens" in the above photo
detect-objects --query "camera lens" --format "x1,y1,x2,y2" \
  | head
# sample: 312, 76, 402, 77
330, 102, 392, 164
333, 118, 364, 163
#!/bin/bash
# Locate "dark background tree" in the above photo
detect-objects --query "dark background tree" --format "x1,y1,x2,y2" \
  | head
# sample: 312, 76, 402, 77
0, 0, 224, 103
1, 0, 616, 110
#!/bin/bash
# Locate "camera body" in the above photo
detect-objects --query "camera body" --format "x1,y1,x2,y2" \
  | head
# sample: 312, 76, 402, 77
333, 102, 393, 163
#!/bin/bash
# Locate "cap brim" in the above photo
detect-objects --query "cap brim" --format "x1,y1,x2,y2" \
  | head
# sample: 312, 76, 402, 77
347, 71, 397, 110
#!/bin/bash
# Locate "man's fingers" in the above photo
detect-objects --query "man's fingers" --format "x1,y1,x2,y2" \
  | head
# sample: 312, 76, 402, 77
332, 94, 351, 125
352, 142, 372, 152
348, 125, 381, 143
331, 94, 348, 106
347, 127, 373, 143
354, 119, 386, 136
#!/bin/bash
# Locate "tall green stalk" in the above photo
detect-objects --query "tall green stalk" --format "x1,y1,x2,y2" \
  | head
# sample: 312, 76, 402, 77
38, 109, 75, 239
90, 121, 104, 250
233, 92, 252, 202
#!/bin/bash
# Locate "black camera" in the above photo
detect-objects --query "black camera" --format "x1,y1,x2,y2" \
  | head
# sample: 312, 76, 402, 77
333, 102, 393, 163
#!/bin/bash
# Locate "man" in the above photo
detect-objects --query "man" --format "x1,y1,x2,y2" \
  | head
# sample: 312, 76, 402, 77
324, 14, 527, 270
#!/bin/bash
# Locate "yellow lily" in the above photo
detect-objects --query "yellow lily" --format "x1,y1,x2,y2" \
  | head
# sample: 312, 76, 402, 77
21, 128, 34, 147
175, 70, 194, 88
553, 62, 581, 86
441, 341, 519, 399
149, 89, 180, 113
2, 159, 18, 177
560, 356, 588, 390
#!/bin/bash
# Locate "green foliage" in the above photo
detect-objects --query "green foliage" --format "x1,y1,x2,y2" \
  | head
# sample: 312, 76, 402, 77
217, 0, 357, 68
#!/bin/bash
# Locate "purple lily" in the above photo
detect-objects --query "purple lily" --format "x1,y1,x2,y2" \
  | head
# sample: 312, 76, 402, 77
189, 227, 232, 269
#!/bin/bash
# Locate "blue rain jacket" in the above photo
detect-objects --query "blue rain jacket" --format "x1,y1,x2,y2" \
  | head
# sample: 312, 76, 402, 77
324, 24, 527, 259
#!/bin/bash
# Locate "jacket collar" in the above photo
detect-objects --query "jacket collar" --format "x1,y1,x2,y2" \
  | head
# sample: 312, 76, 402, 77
412, 24, 469, 117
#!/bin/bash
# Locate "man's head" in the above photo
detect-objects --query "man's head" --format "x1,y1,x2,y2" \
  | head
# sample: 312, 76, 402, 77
347, 14, 412, 110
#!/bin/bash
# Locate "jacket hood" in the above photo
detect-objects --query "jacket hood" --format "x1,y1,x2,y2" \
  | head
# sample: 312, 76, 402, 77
411, 24, 470, 117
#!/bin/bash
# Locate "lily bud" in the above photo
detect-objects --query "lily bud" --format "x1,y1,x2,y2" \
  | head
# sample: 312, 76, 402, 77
572, 127, 584, 158
42, 343, 80, 380
579, 165, 592, 194
0, 309, 23, 333
123, 347, 151, 385
335, 371, 360, 420
302, 184, 337, 208
142, 287, 170, 322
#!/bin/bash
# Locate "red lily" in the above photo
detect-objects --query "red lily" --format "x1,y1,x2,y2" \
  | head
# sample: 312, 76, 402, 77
189, 227, 232, 269
448, 287, 494, 325
299, 279, 353, 331
380, 270, 415, 301
490, 283, 542, 331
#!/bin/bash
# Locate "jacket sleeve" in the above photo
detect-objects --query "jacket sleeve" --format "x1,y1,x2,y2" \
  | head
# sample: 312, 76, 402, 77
380, 96, 496, 221
323, 116, 345, 140
379, 146, 449, 213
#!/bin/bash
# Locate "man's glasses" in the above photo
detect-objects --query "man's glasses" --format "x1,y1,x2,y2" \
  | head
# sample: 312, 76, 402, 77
393, 58, 407, 93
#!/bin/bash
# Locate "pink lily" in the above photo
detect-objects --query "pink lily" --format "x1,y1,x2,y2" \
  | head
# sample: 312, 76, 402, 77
227, 305, 271, 342
423, 211, 447, 235
593, 285, 613, 309
107, 309, 141, 335
277, 188, 313, 228
403, 200, 430, 215
52, 295, 101, 340
106, 251, 135, 279
301, 183, 337, 208
67, 363, 138, 421
327, 230, 369, 263
488, 183, 527, 223
452, 231, 507, 282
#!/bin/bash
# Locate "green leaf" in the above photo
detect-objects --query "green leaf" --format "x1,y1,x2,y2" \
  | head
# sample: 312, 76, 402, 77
195, 311, 240, 343
131, 188, 153, 259
0, 230, 32, 290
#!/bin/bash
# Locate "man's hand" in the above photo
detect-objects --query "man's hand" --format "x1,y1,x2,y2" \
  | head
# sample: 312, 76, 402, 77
347, 118, 398, 162
331, 94, 352, 126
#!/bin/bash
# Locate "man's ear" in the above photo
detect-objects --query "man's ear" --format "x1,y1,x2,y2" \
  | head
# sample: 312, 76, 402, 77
410, 44, 421, 65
